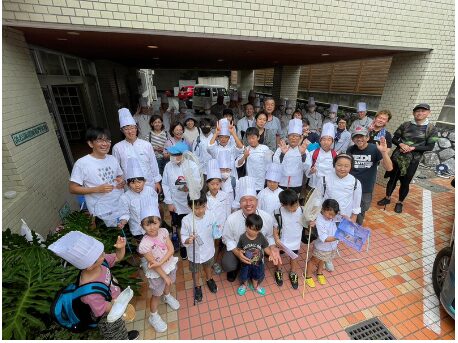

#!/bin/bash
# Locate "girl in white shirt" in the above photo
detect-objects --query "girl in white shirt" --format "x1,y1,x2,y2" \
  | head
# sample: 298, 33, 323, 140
305, 199, 340, 288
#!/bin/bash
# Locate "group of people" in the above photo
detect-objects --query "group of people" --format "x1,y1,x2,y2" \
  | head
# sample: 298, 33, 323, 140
48, 91, 439, 339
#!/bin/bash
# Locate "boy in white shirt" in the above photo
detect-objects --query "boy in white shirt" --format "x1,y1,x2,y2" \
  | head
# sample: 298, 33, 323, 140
69, 127, 124, 228
181, 191, 219, 302
118, 158, 159, 242
205, 159, 231, 274
273, 189, 303, 289
257, 162, 283, 214
217, 150, 238, 204
236, 127, 273, 192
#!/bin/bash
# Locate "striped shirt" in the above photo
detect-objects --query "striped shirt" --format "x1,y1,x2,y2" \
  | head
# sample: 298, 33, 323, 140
148, 130, 167, 159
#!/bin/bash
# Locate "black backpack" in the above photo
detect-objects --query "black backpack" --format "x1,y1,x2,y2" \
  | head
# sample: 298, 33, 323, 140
274, 207, 318, 245
50, 260, 113, 333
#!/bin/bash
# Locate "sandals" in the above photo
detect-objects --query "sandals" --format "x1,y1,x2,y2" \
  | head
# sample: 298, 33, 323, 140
247, 282, 266, 296
237, 285, 247, 296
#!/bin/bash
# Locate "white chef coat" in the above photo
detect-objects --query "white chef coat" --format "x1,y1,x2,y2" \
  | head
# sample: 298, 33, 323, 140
273, 207, 303, 251
257, 187, 282, 214
119, 186, 159, 236
162, 159, 200, 215
334, 129, 352, 154
273, 146, 308, 188
133, 113, 152, 140
181, 211, 217, 263
350, 116, 373, 131
206, 190, 231, 229
192, 132, 213, 175
112, 138, 161, 188
304, 148, 335, 189
314, 212, 339, 252
70, 154, 124, 227
235, 144, 272, 191
222, 209, 275, 252
207, 140, 244, 179
315, 172, 362, 218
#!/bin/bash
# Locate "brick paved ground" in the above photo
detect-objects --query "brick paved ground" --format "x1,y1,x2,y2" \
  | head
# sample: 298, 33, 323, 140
127, 177, 455, 340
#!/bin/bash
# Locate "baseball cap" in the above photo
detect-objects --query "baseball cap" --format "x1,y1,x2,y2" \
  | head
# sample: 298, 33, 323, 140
351, 126, 368, 138
413, 103, 430, 111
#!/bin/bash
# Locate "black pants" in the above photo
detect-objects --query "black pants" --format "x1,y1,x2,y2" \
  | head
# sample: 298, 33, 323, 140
385, 159, 419, 202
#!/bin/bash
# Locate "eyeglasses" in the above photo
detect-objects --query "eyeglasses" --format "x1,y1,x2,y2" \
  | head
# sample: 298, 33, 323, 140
122, 126, 137, 131
95, 138, 112, 144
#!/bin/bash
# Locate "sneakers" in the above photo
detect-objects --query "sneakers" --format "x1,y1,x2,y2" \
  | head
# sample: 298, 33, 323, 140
255, 286, 266, 296
237, 284, 247, 296
274, 270, 283, 286
148, 313, 167, 333
325, 260, 334, 272
194, 286, 203, 302
212, 262, 223, 275
227, 270, 238, 282
206, 278, 218, 293
128, 330, 140, 340
305, 277, 316, 288
289, 272, 299, 289
317, 274, 327, 285
163, 293, 180, 310
377, 197, 391, 206
180, 246, 188, 260
394, 202, 403, 213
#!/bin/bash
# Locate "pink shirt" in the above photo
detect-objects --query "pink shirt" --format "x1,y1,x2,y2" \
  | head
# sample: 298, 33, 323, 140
80, 254, 121, 318
138, 228, 176, 275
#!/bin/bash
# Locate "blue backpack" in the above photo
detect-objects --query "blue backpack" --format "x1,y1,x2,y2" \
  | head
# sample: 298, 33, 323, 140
51, 260, 113, 332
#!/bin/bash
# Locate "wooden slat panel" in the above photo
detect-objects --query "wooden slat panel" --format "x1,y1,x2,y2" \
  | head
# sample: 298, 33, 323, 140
309, 64, 333, 92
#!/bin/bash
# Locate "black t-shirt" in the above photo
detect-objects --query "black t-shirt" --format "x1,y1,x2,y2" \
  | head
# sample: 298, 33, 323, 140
237, 232, 269, 265
347, 143, 382, 193
368, 129, 393, 148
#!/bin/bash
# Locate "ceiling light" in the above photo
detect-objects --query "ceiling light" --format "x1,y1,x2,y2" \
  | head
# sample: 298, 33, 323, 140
321, 53, 330, 56
217, 58, 224, 62
153, 57, 159, 60
67, 31, 80, 35
57, 38, 68, 41
147, 45, 158, 49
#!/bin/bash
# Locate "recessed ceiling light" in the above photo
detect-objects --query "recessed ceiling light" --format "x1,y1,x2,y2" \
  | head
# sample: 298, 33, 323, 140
147, 45, 158, 49
321, 53, 330, 56
57, 38, 68, 41
67, 31, 80, 35
153, 57, 159, 60
217, 58, 224, 62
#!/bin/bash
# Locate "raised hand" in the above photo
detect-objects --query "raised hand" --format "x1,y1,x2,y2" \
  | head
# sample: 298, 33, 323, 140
278, 139, 289, 154
113, 236, 126, 249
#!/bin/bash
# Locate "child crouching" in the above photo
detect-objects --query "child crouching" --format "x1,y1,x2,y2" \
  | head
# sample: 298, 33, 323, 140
138, 197, 180, 333
305, 199, 340, 288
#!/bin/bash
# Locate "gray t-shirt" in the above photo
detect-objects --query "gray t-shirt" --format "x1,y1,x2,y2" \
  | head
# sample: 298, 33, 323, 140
237, 232, 269, 265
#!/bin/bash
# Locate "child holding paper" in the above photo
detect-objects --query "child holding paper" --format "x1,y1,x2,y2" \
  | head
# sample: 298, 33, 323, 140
305, 199, 340, 288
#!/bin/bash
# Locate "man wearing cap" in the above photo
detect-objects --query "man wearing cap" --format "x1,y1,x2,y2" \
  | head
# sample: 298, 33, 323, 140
113, 108, 162, 194
69, 127, 125, 228
236, 103, 256, 140
350, 102, 373, 131
154, 94, 174, 132
222, 176, 282, 282
367, 109, 393, 149
134, 97, 152, 140
210, 91, 227, 120
377, 103, 439, 213
302, 97, 323, 134
346, 126, 393, 225
323, 104, 339, 127
264, 97, 283, 142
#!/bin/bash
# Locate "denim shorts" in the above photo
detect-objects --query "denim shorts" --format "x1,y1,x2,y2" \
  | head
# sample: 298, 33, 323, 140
239, 262, 265, 282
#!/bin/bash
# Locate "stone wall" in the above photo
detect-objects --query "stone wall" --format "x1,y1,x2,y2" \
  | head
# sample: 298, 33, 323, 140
422, 125, 455, 174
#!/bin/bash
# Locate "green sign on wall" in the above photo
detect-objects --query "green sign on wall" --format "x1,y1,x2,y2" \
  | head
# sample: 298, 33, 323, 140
11, 122, 49, 146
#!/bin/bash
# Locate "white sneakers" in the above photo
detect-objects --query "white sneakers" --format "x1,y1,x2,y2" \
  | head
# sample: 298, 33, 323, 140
149, 313, 167, 333
163, 293, 180, 310
148, 294, 180, 333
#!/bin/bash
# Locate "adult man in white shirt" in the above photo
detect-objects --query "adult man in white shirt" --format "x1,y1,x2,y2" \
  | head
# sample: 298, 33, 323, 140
350, 102, 373, 131
133, 97, 152, 140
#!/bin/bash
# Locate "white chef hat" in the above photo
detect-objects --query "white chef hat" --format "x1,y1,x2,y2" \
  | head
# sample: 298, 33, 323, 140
48, 231, 104, 270
118, 108, 136, 128
288, 118, 303, 135
217, 150, 232, 169
357, 102, 367, 112
139, 97, 148, 107
230, 91, 238, 101
140, 196, 160, 221
253, 98, 261, 108
307, 97, 316, 107
329, 104, 338, 113
265, 163, 283, 183
218, 118, 230, 136
126, 157, 144, 180
248, 89, 256, 98
206, 159, 222, 180
321, 122, 335, 139
238, 176, 257, 199
160, 94, 169, 104
204, 100, 212, 110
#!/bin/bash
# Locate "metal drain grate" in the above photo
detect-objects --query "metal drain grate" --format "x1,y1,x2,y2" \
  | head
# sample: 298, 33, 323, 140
345, 317, 396, 340
414, 179, 450, 193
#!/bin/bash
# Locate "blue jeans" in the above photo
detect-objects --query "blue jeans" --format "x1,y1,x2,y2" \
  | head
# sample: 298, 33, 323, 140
239, 262, 265, 283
